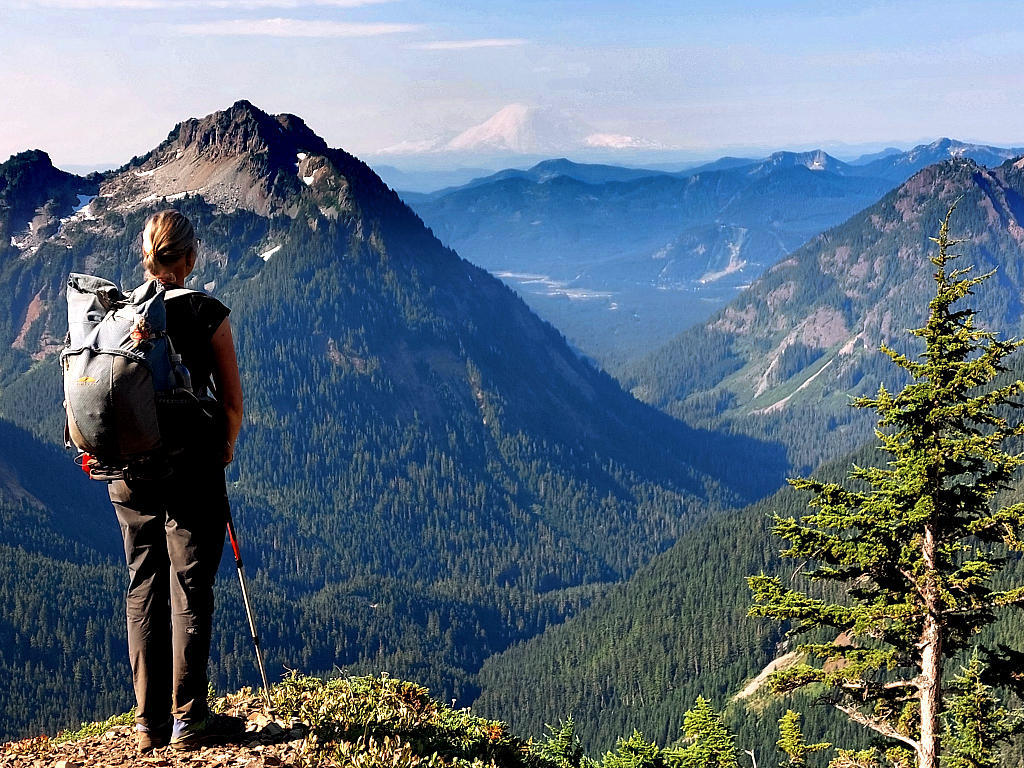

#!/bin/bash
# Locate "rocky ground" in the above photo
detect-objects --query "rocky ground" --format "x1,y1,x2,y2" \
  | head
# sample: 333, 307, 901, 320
0, 674, 540, 768
0, 689, 309, 768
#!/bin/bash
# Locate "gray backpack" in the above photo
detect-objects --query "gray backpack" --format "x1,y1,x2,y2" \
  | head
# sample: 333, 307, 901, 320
62, 274, 194, 478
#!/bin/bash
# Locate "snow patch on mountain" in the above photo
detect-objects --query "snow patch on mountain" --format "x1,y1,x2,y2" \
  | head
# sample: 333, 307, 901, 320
60, 194, 99, 226
138, 189, 203, 205
260, 244, 282, 261
73, 194, 97, 212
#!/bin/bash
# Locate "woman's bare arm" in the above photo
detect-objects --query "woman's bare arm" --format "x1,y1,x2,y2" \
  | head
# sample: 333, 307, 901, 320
210, 317, 243, 465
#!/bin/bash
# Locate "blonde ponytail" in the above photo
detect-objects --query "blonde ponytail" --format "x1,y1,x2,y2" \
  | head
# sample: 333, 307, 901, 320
142, 210, 196, 281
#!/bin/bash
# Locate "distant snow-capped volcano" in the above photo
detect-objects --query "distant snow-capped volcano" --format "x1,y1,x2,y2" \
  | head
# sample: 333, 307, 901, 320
376, 104, 660, 157
446, 104, 588, 153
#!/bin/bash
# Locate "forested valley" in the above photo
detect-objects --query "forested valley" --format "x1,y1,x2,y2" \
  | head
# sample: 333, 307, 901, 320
5, 100, 1024, 768
0, 101, 784, 742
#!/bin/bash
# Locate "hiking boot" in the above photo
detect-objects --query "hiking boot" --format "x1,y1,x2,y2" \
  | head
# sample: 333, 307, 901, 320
136, 721, 171, 752
169, 713, 245, 751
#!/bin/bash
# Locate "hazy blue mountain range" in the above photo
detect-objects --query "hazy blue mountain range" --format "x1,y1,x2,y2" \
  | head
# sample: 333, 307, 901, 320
851, 137, 1024, 181
625, 154, 1024, 471
405, 154, 890, 368
404, 139, 1023, 369
0, 101, 785, 741
847, 146, 904, 165
369, 164, 497, 195
464, 147, 1024, 761
405, 158, 672, 201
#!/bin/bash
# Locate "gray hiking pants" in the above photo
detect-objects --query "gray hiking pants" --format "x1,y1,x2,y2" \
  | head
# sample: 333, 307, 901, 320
108, 460, 228, 729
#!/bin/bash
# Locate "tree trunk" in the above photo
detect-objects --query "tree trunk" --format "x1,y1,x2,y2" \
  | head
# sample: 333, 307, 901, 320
919, 524, 942, 768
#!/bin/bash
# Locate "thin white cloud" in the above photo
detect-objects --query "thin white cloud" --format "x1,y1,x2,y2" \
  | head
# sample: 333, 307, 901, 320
411, 38, 528, 50
585, 132, 663, 150
18, 0, 394, 7
173, 17, 418, 36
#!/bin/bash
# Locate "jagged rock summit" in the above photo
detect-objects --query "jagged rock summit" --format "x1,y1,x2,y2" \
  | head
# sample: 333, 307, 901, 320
853, 137, 1024, 182
3, 99, 417, 262
101, 99, 355, 218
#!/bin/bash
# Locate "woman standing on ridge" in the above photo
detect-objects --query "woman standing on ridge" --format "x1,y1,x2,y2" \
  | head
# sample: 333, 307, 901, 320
108, 209, 245, 753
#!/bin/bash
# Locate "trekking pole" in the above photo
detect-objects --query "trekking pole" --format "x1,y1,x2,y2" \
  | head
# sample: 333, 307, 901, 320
225, 511, 273, 710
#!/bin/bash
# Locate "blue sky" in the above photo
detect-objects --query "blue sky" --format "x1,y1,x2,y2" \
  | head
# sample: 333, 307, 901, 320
4, 0, 1024, 167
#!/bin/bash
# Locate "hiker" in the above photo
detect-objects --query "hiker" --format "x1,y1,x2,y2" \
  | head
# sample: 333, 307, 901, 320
106, 210, 245, 752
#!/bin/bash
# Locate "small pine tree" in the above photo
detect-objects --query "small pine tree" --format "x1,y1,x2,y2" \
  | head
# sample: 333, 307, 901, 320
600, 730, 669, 768
942, 654, 1015, 768
748, 203, 1024, 768
776, 710, 830, 767
539, 716, 591, 768
826, 750, 879, 768
675, 697, 739, 768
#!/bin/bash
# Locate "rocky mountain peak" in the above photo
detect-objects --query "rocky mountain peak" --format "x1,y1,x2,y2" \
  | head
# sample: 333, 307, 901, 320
1, 150, 79, 202
764, 149, 844, 173
930, 137, 955, 149
876, 137, 1024, 176
98, 100, 348, 217
1, 149, 95, 255
1, 149, 56, 179
168, 99, 329, 163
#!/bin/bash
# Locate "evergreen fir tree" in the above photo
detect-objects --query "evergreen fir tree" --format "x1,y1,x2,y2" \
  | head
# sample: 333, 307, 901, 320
539, 717, 592, 768
675, 697, 739, 768
600, 730, 670, 768
776, 710, 829, 767
748, 203, 1024, 768
942, 654, 1015, 768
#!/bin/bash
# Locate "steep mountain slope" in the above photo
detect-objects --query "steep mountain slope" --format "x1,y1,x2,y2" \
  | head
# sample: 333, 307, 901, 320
627, 157, 1024, 469
0, 418, 128, 737
0, 101, 785, 740
473, 449, 861, 754
408, 153, 893, 367
474, 435, 1024, 762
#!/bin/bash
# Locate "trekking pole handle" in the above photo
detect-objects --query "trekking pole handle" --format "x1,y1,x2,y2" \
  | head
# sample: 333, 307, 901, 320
226, 516, 243, 566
